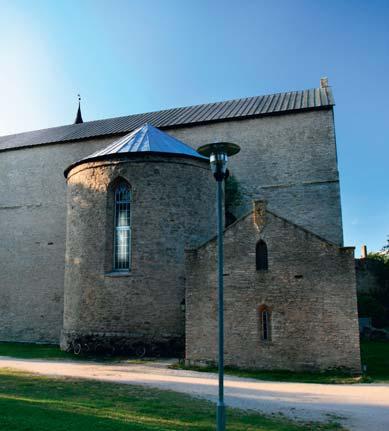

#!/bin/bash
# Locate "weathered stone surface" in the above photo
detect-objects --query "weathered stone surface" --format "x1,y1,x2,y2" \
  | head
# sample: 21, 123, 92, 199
0, 107, 345, 348
185, 202, 361, 373
61, 155, 215, 353
170, 109, 343, 246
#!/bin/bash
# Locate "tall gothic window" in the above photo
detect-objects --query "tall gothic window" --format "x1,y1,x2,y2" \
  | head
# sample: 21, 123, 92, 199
259, 305, 271, 341
113, 182, 131, 271
256, 240, 268, 270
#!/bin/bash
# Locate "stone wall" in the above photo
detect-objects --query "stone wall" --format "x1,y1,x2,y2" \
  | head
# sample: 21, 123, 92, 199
185, 202, 361, 372
0, 107, 342, 343
62, 155, 215, 354
0, 138, 114, 342
170, 108, 343, 246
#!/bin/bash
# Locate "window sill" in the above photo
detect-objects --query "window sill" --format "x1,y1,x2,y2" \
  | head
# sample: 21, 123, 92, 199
104, 271, 132, 277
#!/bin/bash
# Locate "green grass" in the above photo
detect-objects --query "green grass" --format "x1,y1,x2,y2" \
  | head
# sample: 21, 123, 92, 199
0, 369, 344, 431
360, 340, 389, 381
172, 364, 363, 384
0, 342, 148, 364
0, 342, 76, 360
172, 340, 389, 384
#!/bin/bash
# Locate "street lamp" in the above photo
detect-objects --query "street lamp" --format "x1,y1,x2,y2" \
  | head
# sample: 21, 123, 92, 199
197, 142, 240, 431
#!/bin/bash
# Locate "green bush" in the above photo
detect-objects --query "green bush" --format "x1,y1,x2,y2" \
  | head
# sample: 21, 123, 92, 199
358, 252, 389, 328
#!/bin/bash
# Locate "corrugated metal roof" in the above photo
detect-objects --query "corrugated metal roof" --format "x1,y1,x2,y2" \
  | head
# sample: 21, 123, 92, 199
0, 86, 334, 152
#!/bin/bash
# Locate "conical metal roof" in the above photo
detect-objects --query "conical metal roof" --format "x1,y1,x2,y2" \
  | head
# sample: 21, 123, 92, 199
64, 123, 206, 177
88, 123, 205, 159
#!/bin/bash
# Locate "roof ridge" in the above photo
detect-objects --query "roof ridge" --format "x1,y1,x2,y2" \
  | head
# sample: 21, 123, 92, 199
0, 86, 334, 151
0, 86, 330, 140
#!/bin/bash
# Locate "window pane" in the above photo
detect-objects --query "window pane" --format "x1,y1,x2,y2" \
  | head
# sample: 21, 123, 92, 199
114, 182, 131, 270
256, 240, 268, 270
262, 311, 268, 340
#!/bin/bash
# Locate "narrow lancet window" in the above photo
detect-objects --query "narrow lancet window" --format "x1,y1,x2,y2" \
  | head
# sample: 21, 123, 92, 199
259, 305, 271, 341
262, 310, 269, 340
256, 240, 268, 270
113, 182, 131, 271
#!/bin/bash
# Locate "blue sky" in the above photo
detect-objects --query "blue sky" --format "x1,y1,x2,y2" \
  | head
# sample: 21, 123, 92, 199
0, 0, 388, 253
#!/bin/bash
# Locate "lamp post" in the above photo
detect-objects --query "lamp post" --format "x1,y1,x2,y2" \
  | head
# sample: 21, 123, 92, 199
197, 142, 240, 431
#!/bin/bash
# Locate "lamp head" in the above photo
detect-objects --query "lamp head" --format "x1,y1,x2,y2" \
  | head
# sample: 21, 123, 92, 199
197, 142, 240, 181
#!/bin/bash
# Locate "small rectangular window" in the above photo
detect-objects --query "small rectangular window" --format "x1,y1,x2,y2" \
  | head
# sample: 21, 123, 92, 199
256, 240, 268, 270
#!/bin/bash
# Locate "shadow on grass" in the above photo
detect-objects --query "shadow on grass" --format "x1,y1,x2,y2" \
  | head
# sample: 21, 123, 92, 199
0, 342, 151, 364
0, 369, 343, 431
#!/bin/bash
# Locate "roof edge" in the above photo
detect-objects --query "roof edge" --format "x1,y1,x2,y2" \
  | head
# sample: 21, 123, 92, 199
0, 105, 334, 155
187, 204, 342, 252
64, 151, 209, 178
0, 85, 335, 151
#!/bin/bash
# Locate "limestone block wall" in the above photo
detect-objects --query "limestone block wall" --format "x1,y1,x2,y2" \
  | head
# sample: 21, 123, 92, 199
0, 138, 114, 342
185, 202, 360, 372
0, 107, 342, 343
62, 155, 215, 353
170, 108, 343, 245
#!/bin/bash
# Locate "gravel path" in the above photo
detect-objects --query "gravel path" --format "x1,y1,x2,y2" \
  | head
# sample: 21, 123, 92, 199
1, 357, 389, 430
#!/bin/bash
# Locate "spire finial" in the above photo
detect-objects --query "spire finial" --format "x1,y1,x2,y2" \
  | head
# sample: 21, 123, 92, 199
74, 93, 83, 124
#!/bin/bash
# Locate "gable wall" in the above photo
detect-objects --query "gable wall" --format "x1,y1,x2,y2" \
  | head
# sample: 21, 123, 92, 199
185, 204, 360, 372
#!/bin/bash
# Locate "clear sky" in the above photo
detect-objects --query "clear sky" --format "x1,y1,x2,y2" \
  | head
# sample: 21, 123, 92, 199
0, 0, 388, 254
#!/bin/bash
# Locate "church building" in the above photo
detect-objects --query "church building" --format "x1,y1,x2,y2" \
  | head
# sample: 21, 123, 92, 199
0, 79, 361, 372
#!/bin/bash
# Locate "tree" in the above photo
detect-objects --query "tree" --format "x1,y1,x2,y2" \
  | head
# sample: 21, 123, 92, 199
224, 174, 243, 227
382, 235, 389, 254
358, 246, 389, 328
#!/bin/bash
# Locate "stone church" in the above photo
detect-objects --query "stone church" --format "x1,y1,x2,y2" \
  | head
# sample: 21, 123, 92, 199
0, 79, 361, 372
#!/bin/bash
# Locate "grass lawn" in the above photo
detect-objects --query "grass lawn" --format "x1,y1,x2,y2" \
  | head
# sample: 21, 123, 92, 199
0, 342, 76, 360
0, 342, 145, 363
0, 369, 344, 431
360, 340, 389, 381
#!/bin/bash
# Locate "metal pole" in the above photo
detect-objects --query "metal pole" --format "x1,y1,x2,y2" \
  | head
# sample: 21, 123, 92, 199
216, 178, 225, 431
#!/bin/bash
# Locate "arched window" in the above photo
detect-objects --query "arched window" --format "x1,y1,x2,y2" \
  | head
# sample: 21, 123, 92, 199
259, 305, 271, 341
113, 181, 131, 271
256, 240, 268, 270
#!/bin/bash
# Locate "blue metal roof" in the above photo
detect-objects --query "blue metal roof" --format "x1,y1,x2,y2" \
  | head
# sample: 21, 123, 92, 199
65, 123, 206, 177
88, 123, 206, 159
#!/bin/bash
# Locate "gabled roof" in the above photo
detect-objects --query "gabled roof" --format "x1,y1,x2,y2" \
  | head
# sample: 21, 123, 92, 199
65, 123, 206, 177
0, 86, 334, 152
190, 202, 342, 252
